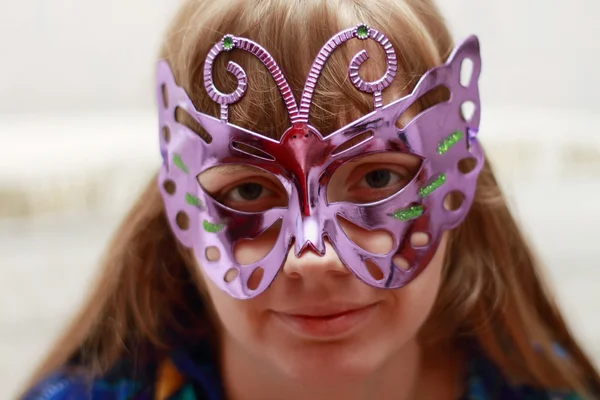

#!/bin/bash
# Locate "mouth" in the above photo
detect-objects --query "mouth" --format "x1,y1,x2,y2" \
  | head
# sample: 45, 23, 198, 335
272, 303, 379, 339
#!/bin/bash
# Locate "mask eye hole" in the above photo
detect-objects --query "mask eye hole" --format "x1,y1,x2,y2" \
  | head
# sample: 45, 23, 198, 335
327, 152, 422, 205
198, 164, 288, 213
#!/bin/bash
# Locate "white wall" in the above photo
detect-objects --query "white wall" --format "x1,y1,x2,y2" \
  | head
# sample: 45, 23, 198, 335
439, 0, 600, 112
1, 1, 599, 398
0, 0, 599, 114
0, 0, 176, 114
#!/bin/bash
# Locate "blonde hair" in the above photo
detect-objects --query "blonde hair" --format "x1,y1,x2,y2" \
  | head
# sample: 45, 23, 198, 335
23, 0, 600, 397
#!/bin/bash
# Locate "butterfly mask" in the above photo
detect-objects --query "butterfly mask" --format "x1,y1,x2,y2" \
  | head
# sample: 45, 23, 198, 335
157, 24, 483, 299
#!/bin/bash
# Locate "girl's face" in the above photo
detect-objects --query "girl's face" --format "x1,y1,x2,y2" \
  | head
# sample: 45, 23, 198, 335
198, 151, 448, 385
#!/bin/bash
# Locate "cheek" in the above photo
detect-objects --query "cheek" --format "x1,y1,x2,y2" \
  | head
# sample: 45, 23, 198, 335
202, 274, 268, 342
337, 216, 394, 255
381, 233, 448, 340
233, 221, 282, 265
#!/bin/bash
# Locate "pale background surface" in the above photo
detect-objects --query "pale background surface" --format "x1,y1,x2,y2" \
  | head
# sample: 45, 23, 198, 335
1, 0, 599, 399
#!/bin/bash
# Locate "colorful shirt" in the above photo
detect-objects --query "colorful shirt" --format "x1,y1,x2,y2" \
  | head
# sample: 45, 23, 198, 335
23, 341, 582, 400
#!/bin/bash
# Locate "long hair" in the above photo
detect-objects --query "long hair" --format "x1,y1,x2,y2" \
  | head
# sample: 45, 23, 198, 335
23, 0, 600, 397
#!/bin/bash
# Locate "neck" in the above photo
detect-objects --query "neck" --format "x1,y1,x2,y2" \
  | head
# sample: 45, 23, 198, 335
219, 335, 463, 400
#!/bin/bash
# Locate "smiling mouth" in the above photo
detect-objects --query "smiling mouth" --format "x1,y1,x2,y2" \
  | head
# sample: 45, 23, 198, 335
273, 303, 379, 339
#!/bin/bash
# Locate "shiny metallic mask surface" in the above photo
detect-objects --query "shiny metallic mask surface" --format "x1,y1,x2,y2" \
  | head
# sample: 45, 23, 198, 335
157, 24, 484, 299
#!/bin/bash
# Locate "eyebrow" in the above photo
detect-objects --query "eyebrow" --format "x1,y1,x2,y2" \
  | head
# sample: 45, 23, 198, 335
207, 164, 270, 175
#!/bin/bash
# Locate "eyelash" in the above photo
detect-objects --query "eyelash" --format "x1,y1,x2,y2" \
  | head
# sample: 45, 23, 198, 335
218, 178, 284, 206
353, 165, 409, 186
361, 169, 403, 187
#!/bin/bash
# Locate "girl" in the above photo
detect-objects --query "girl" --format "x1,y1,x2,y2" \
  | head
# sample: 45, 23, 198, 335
22, 0, 600, 399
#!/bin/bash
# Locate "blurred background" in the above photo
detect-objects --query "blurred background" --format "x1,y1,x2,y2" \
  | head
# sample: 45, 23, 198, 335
1, 0, 599, 398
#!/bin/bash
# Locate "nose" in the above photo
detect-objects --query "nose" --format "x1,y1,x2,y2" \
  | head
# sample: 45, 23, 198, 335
282, 236, 350, 279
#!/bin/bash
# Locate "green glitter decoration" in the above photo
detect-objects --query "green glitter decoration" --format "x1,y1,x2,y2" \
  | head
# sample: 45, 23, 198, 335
172, 154, 188, 174
437, 130, 464, 155
356, 25, 369, 39
392, 205, 424, 221
185, 193, 203, 208
203, 220, 225, 233
222, 36, 234, 50
419, 174, 446, 197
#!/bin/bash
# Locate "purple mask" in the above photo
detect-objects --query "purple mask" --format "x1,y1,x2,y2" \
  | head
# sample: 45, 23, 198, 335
157, 24, 483, 299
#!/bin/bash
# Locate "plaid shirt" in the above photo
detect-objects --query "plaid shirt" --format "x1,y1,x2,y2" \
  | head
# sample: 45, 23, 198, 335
24, 341, 583, 400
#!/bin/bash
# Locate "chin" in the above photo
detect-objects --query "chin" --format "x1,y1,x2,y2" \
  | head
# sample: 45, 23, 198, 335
271, 339, 388, 386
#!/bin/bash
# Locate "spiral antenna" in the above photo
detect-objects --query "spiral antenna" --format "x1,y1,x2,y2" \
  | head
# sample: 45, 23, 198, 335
296, 23, 398, 123
204, 35, 300, 122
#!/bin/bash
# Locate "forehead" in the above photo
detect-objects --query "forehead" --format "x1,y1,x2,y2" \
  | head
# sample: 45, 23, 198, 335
206, 164, 266, 175
202, 150, 421, 176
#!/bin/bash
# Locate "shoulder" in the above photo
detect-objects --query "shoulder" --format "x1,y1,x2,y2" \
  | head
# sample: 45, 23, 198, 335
21, 371, 88, 400
22, 343, 221, 400
466, 373, 582, 399
464, 349, 584, 400
22, 369, 151, 400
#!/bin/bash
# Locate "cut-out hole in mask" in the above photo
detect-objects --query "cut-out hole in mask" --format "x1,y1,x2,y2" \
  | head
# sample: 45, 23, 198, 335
366, 260, 384, 281
328, 152, 422, 205
331, 131, 374, 156
396, 85, 451, 129
458, 157, 478, 174
231, 141, 275, 161
443, 191, 465, 211
247, 267, 264, 291
460, 101, 475, 122
206, 246, 221, 262
175, 106, 213, 144
233, 220, 282, 265
163, 180, 176, 195
176, 211, 189, 230
161, 84, 169, 108
163, 126, 171, 143
393, 255, 410, 270
224, 268, 238, 283
410, 232, 430, 248
460, 58, 474, 87
336, 215, 393, 255
198, 165, 288, 213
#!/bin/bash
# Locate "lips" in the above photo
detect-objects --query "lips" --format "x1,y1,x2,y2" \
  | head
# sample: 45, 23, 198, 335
273, 303, 379, 338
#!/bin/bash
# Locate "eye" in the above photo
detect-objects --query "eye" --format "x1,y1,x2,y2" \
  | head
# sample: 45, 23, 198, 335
364, 169, 393, 189
219, 180, 287, 212
356, 167, 406, 192
197, 164, 289, 213
226, 182, 268, 202
231, 183, 264, 201
326, 152, 422, 205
